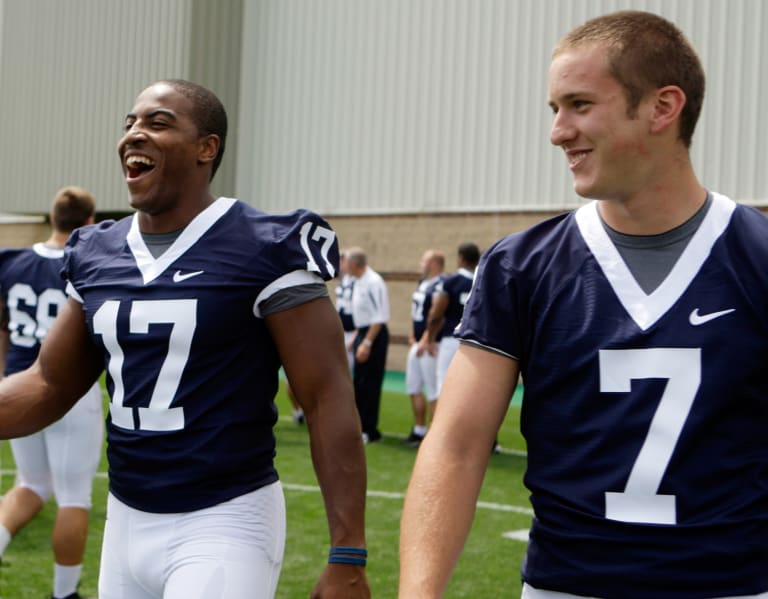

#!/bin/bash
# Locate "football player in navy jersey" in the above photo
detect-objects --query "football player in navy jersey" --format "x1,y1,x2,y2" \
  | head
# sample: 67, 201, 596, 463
334, 249, 357, 370
424, 242, 479, 397
0, 186, 102, 599
0, 80, 369, 599
404, 249, 444, 446
401, 10, 768, 599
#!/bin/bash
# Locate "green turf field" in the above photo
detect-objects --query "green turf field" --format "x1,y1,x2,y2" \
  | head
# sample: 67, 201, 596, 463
0, 378, 530, 598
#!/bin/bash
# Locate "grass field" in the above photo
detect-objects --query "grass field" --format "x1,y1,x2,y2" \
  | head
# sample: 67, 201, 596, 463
0, 378, 530, 598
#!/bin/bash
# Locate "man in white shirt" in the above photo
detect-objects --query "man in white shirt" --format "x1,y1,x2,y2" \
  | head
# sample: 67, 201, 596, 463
347, 247, 389, 443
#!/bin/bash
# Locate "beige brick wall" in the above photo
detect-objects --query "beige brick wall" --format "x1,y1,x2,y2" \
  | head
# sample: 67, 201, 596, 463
326, 211, 562, 371
0, 222, 49, 247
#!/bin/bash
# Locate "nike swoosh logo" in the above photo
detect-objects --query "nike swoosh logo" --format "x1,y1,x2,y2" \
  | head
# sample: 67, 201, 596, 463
172, 270, 204, 283
688, 308, 735, 326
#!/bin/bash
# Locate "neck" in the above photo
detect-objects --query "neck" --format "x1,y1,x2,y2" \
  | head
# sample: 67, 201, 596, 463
138, 191, 215, 234
597, 156, 706, 235
45, 231, 71, 249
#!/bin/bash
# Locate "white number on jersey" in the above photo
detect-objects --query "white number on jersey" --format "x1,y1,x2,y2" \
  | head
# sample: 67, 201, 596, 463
599, 347, 701, 525
411, 290, 427, 322
6, 283, 66, 348
299, 221, 336, 277
94, 299, 196, 432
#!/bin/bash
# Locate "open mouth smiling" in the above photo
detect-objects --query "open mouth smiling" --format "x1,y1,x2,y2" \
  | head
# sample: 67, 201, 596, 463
125, 154, 156, 179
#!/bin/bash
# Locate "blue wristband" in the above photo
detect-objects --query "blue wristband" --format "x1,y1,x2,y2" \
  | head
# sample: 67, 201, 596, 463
328, 546, 367, 567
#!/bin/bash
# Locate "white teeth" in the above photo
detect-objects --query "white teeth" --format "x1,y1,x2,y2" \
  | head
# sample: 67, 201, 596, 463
569, 151, 588, 166
125, 155, 155, 167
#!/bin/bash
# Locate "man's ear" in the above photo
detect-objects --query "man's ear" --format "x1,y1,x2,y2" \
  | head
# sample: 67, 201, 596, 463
650, 85, 686, 135
197, 134, 221, 166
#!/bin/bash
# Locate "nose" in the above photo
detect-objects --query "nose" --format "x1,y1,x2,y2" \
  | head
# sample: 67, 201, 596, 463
118, 123, 146, 153
549, 110, 575, 147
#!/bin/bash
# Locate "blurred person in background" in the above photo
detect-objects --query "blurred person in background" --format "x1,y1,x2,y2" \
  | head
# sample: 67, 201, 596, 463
0, 186, 103, 599
347, 247, 389, 444
404, 249, 444, 446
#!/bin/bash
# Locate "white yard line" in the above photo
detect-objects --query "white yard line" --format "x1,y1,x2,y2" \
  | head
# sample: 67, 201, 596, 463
283, 482, 534, 515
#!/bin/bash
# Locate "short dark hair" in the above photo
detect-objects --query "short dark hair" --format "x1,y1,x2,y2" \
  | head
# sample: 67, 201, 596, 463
554, 11, 705, 148
51, 186, 95, 233
346, 247, 367, 268
458, 242, 480, 268
161, 79, 228, 180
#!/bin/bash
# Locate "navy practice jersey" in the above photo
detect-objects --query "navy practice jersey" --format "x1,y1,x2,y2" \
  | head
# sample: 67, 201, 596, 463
63, 198, 339, 513
0, 243, 68, 375
436, 268, 474, 337
335, 274, 356, 332
456, 193, 768, 598
411, 275, 443, 340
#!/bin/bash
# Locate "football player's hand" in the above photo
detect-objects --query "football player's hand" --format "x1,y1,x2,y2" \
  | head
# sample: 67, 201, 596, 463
310, 563, 371, 598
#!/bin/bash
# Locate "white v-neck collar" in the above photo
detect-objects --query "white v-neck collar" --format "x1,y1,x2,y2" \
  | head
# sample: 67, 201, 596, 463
127, 197, 237, 284
574, 192, 735, 331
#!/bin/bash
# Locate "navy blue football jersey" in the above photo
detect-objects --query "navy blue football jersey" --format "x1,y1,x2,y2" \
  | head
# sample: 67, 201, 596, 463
436, 268, 474, 337
335, 274, 356, 332
62, 198, 339, 513
410, 275, 443, 340
456, 193, 768, 598
0, 243, 68, 375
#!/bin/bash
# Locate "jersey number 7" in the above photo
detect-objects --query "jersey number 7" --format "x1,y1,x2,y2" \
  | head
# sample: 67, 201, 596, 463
599, 347, 701, 525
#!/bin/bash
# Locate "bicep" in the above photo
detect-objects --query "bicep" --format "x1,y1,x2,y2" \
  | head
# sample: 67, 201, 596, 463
430, 293, 449, 317
265, 296, 350, 410
37, 298, 102, 398
431, 344, 519, 451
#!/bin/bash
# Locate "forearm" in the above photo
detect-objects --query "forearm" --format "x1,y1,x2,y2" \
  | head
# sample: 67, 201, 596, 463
0, 328, 8, 376
0, 363, 70, 437
361, 322, 383, 345
307, 386, 367, 547
400, 345, 518, 597
0, 299, 102, 439
399, 432, 488, 597
425, 296, 447, 343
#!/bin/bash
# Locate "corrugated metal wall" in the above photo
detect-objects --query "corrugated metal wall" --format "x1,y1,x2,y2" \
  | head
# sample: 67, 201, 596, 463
0, 1, 766, 216
0, 0, 242, 214
236, 0, 768, 214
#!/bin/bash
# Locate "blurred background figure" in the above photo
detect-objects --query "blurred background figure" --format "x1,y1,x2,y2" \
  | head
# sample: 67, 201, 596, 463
427, 242, 480, 396
0, 186, 103, 599
404, 249, 444, 446
347, 247, 389, 444
334, 249, 356, 371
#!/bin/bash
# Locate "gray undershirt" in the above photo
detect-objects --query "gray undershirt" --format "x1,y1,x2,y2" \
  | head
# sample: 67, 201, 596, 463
140, 229, 328, 316
600, 193, 712, 294
142, 229, 182, 258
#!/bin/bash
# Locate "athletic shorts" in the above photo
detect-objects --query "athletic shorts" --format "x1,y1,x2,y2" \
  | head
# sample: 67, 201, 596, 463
405, 343, 439, 401
11, 382, 103, 508
98, 482, 286, 599
436, 336, 460, 396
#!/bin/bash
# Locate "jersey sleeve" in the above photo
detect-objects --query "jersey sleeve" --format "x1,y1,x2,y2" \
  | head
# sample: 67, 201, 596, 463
253, 209, 340, 313
454, 236, 524, 360
61, 221, 114, 302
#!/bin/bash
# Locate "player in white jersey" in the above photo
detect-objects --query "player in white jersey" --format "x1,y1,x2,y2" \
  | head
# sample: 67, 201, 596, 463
0, 186, 103, 599
400, 11, 768, 599
0, 80, 369, 599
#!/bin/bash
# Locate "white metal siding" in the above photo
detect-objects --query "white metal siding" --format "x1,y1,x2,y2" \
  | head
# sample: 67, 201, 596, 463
0, 1, 765, 216
236, 0, 768, 214
0, 0, 242, 215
